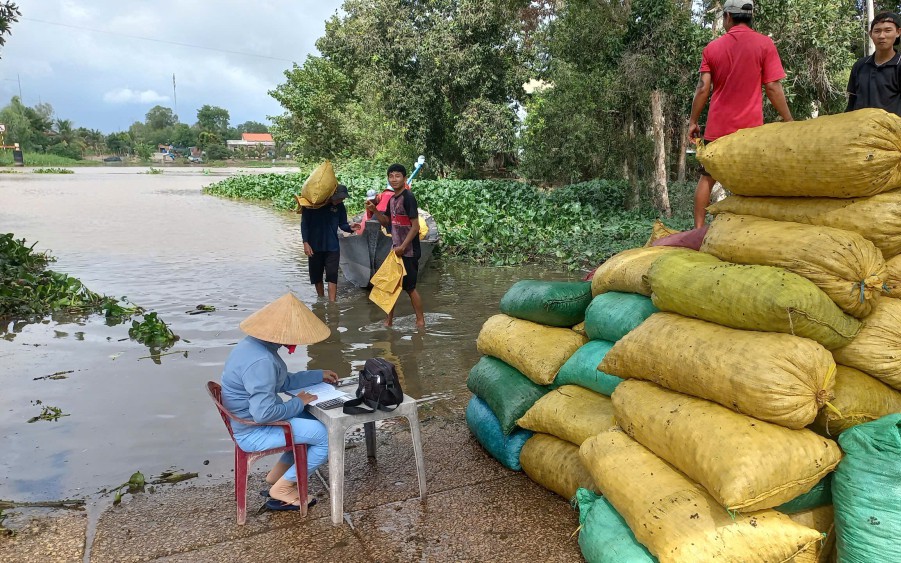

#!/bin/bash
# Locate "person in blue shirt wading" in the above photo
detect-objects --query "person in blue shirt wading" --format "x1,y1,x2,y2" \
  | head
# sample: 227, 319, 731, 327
301, 184, 355, 302
220, 293, 339, 510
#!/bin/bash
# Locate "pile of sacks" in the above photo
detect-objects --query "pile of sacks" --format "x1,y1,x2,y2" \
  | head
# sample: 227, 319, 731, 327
466, 108, 901, 562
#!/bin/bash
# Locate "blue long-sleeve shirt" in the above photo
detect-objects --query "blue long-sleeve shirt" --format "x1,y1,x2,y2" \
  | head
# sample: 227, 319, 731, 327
300, 203, 352, 252
220, 336, 323, 436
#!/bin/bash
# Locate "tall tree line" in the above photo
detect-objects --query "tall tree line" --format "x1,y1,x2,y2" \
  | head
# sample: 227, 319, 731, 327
271, 0, 880, 213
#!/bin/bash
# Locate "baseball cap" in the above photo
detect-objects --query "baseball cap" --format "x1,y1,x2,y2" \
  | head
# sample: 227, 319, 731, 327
332, 184, 349, 201
366, 189, 377, 199
723, 0, 753, 15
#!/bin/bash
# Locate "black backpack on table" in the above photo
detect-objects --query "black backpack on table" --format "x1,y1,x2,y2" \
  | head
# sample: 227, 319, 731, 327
342, 358, 404, 414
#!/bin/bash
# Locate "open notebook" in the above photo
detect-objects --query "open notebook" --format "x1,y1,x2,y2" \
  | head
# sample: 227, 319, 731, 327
286, 382, 354, 408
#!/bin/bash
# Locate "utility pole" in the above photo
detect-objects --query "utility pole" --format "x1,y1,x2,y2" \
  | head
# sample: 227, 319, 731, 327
16, 74, 21, 100
172, 73, 178, 119
867, 0, 875, 56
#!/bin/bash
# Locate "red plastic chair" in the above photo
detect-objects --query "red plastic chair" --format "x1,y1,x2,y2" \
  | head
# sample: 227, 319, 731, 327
206, 381, 309, 524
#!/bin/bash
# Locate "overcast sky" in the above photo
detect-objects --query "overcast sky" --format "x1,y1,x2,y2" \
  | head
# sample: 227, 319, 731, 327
0, 0, 343, 132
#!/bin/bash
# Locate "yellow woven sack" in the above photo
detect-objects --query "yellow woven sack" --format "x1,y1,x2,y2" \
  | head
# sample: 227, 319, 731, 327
591, 246, 695, 297
580, 428, 823, 563
887, 255, 901, 298
697, 108, 901, 198
517, 386, 615, 446
648, 252, 861, 350
701, 214, 886, 318
709, 190, 901, 259
296, 160, 338, 208
833, 298, 901, 391
786, 506, 836, 563
644, 220, 681, 246
613, 380, 842, 512
599, 313, 836, 429
476, 314, 587, 385
811, 365, 901, 436
519, 433, 599, 501
571, 321, 587, 336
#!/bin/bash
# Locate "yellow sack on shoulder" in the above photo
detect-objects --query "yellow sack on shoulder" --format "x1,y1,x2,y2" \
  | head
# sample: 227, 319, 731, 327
580, 428, 823, 563
296, 160, 338, 209
697, 109, 901, 198
369, 253, 406, 314
613, 380, 842, 512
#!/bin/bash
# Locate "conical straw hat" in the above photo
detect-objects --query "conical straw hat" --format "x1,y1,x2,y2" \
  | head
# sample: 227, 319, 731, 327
239, 293, 331, 345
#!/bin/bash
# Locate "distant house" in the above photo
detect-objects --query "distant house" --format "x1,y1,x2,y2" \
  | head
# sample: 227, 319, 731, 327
226, 133, 275, 150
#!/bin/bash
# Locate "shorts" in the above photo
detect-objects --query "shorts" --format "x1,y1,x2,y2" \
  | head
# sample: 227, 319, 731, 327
309, 250, 339, 284
401, 256, 419, 291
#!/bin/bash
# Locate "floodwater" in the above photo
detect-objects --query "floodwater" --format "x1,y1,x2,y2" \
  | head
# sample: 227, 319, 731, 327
0, 167, 570, 503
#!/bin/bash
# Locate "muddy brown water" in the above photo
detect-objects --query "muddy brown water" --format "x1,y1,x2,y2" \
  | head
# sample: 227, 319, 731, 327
0, 168, 571, 504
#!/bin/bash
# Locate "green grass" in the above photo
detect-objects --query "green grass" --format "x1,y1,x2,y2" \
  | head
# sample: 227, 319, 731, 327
33, 168, 75, 174
0, 152, 101, 167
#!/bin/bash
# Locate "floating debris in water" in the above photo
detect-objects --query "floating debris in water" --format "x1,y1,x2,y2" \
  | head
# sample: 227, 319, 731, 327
27, 400, 69, 423
33, 370, 75, 381
186, 304, 216, 315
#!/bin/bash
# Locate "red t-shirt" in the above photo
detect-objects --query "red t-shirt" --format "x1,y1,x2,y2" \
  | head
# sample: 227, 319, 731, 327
700, 25, 786, 141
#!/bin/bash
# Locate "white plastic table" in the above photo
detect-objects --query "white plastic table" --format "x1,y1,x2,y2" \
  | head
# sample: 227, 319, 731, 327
309, 393, 427, 525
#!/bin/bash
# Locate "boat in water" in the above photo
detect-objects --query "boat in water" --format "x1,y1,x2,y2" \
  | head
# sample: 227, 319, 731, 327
338, 210, 440, 288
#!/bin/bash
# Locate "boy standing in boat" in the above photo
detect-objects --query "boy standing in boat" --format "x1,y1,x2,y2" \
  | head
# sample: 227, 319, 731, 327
365, 164, 426, 328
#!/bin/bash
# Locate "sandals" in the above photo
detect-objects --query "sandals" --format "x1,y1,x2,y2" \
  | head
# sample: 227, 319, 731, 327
264, 497, 318, 512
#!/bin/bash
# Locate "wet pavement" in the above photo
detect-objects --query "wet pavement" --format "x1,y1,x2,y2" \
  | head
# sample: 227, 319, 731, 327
0, 168, 579, 561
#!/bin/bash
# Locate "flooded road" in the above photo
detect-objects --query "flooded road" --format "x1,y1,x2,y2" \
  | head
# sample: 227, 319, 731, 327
0, 167, 570, 503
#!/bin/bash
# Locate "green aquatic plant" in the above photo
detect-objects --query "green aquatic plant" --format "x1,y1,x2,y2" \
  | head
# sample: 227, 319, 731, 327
142, 167, 164, 175
204, 174, 695, 270
32, 168, 74, 174
26, 400, 70, 423
128, 312, 179, 347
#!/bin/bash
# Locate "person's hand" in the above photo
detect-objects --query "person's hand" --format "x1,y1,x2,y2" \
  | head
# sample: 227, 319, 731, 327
688, 122, 701, 144
364, 200, 376, 213
322, 370, 339, 384
394, 247, 405, 257
303, 242, 314, 257
350, 222, 360, 231
297, 391, 317, 405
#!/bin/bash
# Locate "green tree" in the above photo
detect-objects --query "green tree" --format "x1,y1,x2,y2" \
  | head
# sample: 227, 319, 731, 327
106, 131, 132, 155
195, 105, 230, 139
170, 123, 198, 148
233, 120, 269, 135
0, 1, 20, 58
145, 105, 177, 131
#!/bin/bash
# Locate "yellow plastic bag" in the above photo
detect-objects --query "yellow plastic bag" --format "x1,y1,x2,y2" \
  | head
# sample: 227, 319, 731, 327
648, 252, 861, 350
296, 160, 338, 209
887, 255, 901, 298
591, 246, 695, 297
476, 314, 587, 385
811, 365, 901, 436
786, 506, 835, 563
580, 428, 823, 563
644, 220, 680, 246
368, 253, 406, 314
701, 214, 886, 318
833, 298, 901, 391
599, 313, 836, 429
517, 386, 615, 446
613, 380, 842, 512
697, 109, 901, 198
519, 433, 599, 501
709, 190, 901, 259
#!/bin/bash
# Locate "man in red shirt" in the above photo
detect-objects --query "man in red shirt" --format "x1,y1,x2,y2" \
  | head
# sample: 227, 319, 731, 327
688, 0, 793, 229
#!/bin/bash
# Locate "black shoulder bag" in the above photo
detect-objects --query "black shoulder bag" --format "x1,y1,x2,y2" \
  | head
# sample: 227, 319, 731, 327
342, 358, 404, 414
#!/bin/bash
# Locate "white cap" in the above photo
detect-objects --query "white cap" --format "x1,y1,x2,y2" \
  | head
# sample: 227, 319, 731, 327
366, 189, 377, 198
723, 0, 753, 14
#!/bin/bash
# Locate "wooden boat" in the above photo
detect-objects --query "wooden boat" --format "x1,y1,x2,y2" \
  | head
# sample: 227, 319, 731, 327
338, 210, 440, 287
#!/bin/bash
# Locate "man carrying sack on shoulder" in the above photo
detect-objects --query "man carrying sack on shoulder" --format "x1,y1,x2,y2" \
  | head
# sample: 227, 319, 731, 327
688, 0, 793, 229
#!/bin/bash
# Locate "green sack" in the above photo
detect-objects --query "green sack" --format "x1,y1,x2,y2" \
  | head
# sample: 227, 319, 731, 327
467, 356, 547, 435
834, 414, 901, 563
552, 340, 624, 396
576, 489, 657, 563
583, 292, 658, 342
648, 252, 861, 350
775, 474, 833, 514
465, 396, 532, 471
500, 280, 593, 327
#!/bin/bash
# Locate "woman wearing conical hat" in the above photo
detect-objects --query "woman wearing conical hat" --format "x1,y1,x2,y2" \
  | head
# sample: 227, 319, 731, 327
220, 293, 337, 510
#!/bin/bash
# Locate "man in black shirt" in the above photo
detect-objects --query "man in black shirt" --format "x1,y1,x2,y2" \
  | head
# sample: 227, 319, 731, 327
301, 184, 354, 302
847, 12, 901, 116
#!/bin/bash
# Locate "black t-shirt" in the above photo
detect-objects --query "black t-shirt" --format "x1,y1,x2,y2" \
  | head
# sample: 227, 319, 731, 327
846, 52, 901, 116
387, 189, 421, 260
